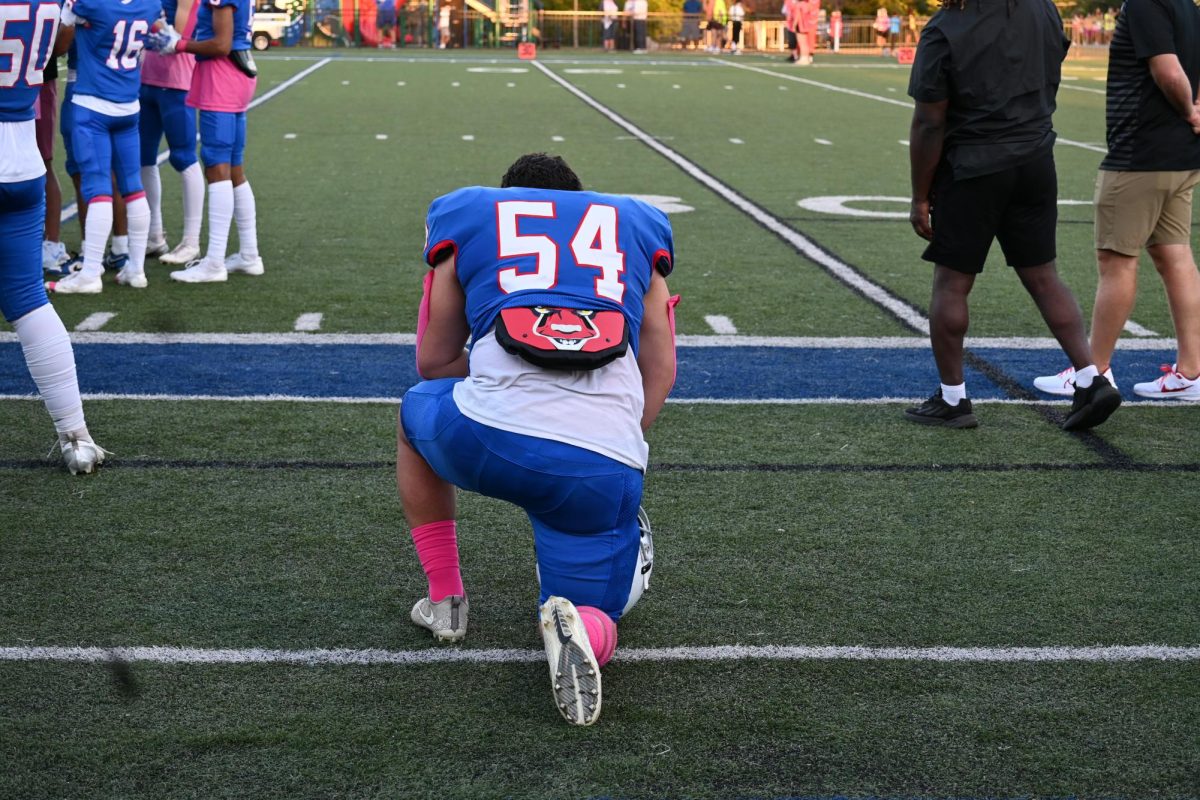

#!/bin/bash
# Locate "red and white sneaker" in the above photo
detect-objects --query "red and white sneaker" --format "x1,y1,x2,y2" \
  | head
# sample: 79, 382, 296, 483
1033, 366, 1117, 397
1133, 364, 1200, 401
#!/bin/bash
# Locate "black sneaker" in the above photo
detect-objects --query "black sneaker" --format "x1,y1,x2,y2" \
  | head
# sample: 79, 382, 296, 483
903, 389, 979, 428
1062, 375, 1121, 431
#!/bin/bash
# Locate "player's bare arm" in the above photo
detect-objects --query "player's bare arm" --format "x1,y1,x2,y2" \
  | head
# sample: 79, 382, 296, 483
52, 8, 74, 56
415, 255, 470, 379
181, 5, 232, 56
909, 98, 948, 241
1147, 54, 1200, 133
175, 0, 196, 33
637, 270, 675, 432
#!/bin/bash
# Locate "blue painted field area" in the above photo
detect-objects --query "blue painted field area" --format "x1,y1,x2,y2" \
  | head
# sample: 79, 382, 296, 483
0, 343, 1180, 400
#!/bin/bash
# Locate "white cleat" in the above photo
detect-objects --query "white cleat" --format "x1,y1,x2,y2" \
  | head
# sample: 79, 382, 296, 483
115, 267, 148, 288
59, 431, 107, 475
42, 240, 69, 272
46, 271, 103, 294
1033, 366, 1117, 396
225, 252, 265, 276
410, 595, 468, 642
158, 242, 202, 265
539, 596, 602, 726
146, 235, 170, 258
1133, 364, 1200, 401
170, 259, 227, 283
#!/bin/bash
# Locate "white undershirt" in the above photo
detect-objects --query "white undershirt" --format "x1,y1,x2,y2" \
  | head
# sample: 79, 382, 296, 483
452, 331, 649, 471
0, 121, 47, 183
72, 94, 139, 117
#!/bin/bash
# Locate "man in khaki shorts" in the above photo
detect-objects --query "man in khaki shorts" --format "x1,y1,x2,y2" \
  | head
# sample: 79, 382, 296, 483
1035, 0, 1200, 400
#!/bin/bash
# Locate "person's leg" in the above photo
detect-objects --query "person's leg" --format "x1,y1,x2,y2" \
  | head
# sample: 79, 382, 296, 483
1015, 261, 1093, 370
138, 85, 167, 247
112, 115, 149, 285
227, 115, 263, 274
928, 265, 975, 386
1147, 243, 1200, 378
162, 89, 204, 256
52, 108, 111, 292
1088, 248, 1139, 373
0, 178, 103, 473
171, 111, 233, 282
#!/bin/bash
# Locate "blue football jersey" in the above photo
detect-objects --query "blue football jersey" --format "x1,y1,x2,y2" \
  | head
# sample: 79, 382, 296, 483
193, 0, 252, 56
70, 0, 163, 103
424, 186, 675, 355
0, 0, 60, 121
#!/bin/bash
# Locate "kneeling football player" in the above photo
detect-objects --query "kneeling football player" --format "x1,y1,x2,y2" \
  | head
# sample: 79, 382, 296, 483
398, 153, 679, 726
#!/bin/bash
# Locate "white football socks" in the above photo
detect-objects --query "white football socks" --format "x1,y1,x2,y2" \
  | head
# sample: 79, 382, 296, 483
204, 179, 234, 265
111, 234, 128, 256
81, 200, 112, 279
233, 181, 258, 260
13, 304, 87, 435
180, 162, 204, 247
125, 194, 150, 276
941, 382, 967, 407
1074, 365, 1098, 389
141, 165, 163, 239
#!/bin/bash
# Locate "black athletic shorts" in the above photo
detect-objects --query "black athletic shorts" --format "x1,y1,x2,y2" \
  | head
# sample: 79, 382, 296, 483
922, 151, 1058, 274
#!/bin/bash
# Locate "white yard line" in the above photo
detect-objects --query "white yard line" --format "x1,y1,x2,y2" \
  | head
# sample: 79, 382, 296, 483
293, 313, 324, 332
704, 315, 738, 334
716, 59, 1107, 156
2, 643, 1196, 667
73, 312, 116, 332
0, 393, 1189, 407
534, 61, 932, 335
0, 332, 1180, 349
1123, 320, 1158, 338
61, 58, 333, 224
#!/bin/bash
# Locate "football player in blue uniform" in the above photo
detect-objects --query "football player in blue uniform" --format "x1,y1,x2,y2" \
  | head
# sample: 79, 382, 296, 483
1, 0, 106, 472
152, 0, 264, 283
399, 153, 679, 726
47, 0, 162, 293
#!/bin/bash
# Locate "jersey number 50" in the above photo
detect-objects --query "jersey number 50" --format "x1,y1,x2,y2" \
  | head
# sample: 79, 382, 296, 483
497, 200, 627, 303
0, 3, 59, 89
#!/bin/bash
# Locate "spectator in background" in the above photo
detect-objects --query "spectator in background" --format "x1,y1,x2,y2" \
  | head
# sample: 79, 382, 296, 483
682, 0, 702, 48
728, 0, 744, 53
889, 12, 901, 50
630, 0, 648, 52
804, 0, 820, 62
1071, 10, 1085, 46
1033, 0, 1200, 401
1102, 7, 1116, 43
787, 0, 804, 62
438, 1, 451, 48
905, 8, 919, 44
782, 0, 797, 60
829, 6, 842, 52
705, 0, 726, 53
874, 6, 890, 52
603, 0, 619, 51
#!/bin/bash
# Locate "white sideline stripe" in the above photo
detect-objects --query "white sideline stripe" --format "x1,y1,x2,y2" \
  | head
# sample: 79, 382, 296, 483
534, 61, 932, 336
1061, 84, 1106, 96
0, 393, 1191, 408
74, 312, 116, 332
0, 332, 1180, 349
59, 58, 332, 225
716, 59, 1109, 155
293, 313, 323, 332
1123, 320, 1158, 338
2, 644, 1197, 667
704, 315, 738, 334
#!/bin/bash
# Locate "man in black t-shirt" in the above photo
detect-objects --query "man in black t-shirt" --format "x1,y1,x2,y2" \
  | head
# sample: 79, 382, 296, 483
905, 0, 1120, 431
1033, 0, 1200, 402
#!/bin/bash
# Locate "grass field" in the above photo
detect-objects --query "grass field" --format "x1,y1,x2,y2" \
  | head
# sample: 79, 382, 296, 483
2, 48, 1199, 799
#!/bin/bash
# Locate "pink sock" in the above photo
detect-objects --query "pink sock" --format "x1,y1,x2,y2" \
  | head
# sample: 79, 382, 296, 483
578, 606, 618, 667
410, 520, 464, 601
